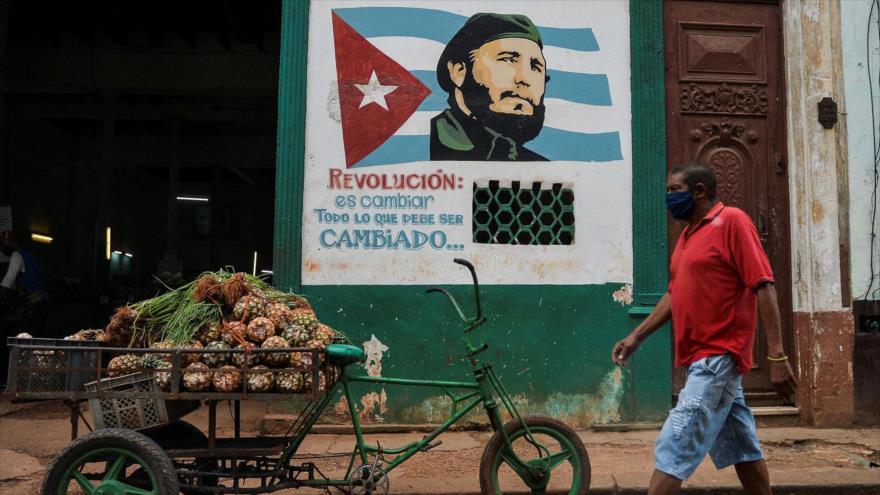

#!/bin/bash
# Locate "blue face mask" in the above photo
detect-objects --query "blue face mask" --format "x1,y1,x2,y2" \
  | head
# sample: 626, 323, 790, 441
666, 190, 695, 220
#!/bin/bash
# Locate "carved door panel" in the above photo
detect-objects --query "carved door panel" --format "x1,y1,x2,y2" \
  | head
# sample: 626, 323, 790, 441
664, 1, 793, 403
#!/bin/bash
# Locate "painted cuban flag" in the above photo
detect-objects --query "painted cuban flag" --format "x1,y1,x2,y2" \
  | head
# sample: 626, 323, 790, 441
331, 6, 623, 167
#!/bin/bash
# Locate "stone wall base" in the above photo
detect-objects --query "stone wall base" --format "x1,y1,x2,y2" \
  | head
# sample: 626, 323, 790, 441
794, 311, 855, 426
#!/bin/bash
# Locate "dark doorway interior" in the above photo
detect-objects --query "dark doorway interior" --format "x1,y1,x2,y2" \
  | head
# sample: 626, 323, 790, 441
1, 0, 281, 336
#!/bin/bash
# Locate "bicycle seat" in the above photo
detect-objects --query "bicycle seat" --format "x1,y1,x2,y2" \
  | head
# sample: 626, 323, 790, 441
326, 344, 366, 367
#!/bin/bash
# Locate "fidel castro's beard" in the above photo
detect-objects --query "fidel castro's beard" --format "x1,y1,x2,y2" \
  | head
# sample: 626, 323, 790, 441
460, 73, 545, 145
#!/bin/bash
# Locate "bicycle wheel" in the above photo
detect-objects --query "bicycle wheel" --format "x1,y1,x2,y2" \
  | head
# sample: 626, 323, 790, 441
41, 428, 180, 495
479, 416, 590, 495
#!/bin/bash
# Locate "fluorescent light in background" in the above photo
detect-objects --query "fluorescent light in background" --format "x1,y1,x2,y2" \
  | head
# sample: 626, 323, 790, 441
112, 250, 123, 255
105, 227, 112, 260
31, 233, 53, 244
176, 195, 210, 202
124, 252, 133, 258
261, 269, 274, 275
252, 251, 258, 276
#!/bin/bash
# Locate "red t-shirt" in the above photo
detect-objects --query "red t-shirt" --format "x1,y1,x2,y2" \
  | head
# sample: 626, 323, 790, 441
668, 202, 774, 375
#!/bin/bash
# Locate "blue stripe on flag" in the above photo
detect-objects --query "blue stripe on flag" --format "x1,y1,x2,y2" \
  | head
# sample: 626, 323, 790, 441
333, 7, 599, 52
353, 130, 621, 167
548, 71, 612, 106
411, 70, 612, 111
354, 135, 430, 167
529, 128, 622, 162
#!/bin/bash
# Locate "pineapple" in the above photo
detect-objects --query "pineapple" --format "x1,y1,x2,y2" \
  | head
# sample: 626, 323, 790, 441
103, 307, 137, 347
107, 354, 141, 377
183, 362, 213, 392
222, 321, 247, 347
306, 339, 326, 352
195, 321, 222, 344
305, 340, 326, 367
275, 371, 304, 393
66, 329, 103, 341
202, 341, 231, 368
280, 323, 311, 347
286, 294, 312, 310
151, 341, 176, 364
313, 324, 336, 346
181, 341, 204, 367
212, 365, 241, 392
304, 370, 328, 393
265, 302, 293, 329
141, 355, 173, 391
289, 308, 318, 332
232, 295, 266, 322
261, 336, 291, 368
245, 365, 275, 393
246, 317, 275, 344
231, 344, 259, 368
289, 350, 314, 372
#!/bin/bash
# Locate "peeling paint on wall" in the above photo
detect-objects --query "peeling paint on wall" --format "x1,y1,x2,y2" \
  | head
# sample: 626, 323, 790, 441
359, 389, 389, 423
612, 284, 634, 306
327, 80, 341, 122
363, 334, 389, 377
399, 367, 628, 427
541, 367, 627, 425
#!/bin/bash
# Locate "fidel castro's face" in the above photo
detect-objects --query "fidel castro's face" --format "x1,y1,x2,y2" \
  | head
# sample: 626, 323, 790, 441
469, 38, 546, 116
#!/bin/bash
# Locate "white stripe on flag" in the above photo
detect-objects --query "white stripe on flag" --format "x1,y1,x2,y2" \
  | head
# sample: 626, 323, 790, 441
395, 103, 621, 137
367, 37, 604, 75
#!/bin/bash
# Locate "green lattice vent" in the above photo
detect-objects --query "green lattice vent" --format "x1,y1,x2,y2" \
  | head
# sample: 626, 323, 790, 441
473, 181, 575, 245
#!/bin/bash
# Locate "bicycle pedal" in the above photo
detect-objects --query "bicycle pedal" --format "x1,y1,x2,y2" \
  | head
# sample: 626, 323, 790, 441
420, 439, 443, 452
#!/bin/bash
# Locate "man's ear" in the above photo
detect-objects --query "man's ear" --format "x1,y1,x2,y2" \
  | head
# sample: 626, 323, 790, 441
447, 61, 467, 88
694, 183, 707, 200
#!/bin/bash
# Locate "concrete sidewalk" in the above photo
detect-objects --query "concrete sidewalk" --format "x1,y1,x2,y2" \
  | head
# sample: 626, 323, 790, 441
1, 400, 878, 494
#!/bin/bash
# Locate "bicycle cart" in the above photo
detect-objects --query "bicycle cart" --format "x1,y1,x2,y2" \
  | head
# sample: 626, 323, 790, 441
5, 259, 591, 494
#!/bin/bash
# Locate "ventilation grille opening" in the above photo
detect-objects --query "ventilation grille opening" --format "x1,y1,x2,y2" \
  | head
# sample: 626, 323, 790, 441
472, 181, 574, 245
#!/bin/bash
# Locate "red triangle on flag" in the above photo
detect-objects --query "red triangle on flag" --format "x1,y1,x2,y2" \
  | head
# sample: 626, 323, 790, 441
332, 12, 431, 167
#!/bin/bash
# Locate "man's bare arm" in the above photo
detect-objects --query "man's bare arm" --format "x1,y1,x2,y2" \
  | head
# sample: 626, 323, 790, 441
756, 282, 798, 399
611, 292, 672, 365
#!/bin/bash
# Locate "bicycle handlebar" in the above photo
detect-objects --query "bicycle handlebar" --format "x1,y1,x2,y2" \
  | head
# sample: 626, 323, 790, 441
425, 258, 484, 327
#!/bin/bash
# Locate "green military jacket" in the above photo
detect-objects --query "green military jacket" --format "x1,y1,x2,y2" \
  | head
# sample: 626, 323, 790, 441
429, 107, 547, 161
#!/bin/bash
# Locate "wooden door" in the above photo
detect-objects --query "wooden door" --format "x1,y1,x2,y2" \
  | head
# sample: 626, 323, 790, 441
663, 0, 794, 405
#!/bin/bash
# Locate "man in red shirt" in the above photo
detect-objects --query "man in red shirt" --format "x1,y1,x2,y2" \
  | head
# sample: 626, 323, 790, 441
611, 164, 797, 495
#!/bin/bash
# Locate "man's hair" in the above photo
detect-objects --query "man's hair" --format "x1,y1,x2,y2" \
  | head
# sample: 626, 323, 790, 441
437, 13, 543, 93
669, 163, 718, 200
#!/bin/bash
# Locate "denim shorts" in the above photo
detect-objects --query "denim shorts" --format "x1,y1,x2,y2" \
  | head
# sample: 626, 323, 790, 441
654, 353, 764, 480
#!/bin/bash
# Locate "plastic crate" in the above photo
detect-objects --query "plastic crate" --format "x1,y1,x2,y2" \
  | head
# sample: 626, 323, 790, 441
6, 338, 102, 393
85, 372, 200, 431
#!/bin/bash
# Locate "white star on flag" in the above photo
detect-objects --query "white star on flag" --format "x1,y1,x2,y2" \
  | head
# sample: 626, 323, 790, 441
355, 71, 397, 110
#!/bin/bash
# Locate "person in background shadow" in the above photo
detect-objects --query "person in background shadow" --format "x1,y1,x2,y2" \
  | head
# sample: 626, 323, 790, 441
1, 230, 50, 335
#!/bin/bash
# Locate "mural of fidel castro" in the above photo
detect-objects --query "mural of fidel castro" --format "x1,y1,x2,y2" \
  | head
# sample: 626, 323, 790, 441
431, 13, 549, 161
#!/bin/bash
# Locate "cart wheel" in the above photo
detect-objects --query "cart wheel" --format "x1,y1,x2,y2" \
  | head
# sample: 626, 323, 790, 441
143, 420, 219, 492
41, 428, 179, 495
479, 416, 590, 495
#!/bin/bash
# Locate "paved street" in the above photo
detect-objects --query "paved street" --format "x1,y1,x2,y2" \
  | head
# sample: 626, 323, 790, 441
1, 400, 878, 494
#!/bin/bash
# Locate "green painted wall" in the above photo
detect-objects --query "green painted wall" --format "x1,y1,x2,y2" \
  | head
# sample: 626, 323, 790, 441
273, 0, 672, 425
297, 284, 669, 425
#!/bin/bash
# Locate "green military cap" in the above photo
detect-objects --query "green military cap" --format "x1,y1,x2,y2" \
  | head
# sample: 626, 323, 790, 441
437, 13, 543, 92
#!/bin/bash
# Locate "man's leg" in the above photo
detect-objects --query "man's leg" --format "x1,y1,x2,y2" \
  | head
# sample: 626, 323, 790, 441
709, 389, 769, 494
734, 459, 771, 495
653, 355, 739, 488
648, 469, 682, 495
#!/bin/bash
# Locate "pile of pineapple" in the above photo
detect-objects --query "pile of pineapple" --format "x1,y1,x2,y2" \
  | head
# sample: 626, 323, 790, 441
65, 271, 341, 394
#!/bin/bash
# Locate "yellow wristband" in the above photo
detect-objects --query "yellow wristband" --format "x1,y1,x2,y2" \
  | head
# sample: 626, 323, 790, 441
767, 354, 789, 362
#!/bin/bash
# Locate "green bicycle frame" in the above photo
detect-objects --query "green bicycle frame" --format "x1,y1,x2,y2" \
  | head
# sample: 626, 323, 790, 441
271, 338, 548, 489
271, 259, 553, 489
